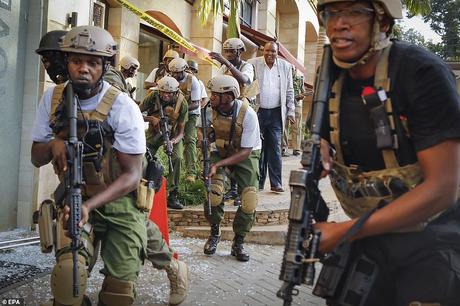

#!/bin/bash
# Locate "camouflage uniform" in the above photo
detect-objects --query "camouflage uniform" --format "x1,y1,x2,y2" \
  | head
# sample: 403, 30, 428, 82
283, 74, 305, 153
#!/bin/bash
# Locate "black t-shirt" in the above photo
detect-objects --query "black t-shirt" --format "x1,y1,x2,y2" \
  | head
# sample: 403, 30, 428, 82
323, 41, 460, 171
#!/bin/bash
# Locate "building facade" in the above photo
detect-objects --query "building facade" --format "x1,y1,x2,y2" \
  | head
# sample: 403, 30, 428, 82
0, 0, 320, 230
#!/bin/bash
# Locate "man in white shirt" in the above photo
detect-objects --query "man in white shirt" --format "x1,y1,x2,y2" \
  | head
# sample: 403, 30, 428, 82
144, 49, 179, 89
248, 41, 294, 192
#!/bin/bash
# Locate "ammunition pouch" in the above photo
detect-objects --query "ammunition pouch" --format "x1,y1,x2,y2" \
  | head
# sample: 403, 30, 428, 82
330, 162, 422, 219
135, 150, 164, 212
136, 179, 155, 212
37, 199, 56, 253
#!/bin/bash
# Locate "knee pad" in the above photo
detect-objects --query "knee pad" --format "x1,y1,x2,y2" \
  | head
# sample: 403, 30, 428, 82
241, 186, 258, 214
99, 276, 135, 306
210, 177, 224, 206
51, 253, 88, 306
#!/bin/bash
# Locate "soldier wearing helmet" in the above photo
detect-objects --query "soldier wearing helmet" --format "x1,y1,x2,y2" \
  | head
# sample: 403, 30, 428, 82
202, 74, 261, 262
35, 30, 68, 84
210, 37, 256, 205
104, 55, 140, 99
168, 58, 203, 185
186, 59, 208, 108
144, 49, 180, 89
309, 1, 460, 305
31, 26, 148, 306
139, 76, 189, 210
209, 37, 254, 96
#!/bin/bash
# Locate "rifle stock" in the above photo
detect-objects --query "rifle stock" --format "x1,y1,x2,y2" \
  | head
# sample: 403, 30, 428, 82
65, 83, 84, 298
200, 102, 212, 216
277, 45, 333, 306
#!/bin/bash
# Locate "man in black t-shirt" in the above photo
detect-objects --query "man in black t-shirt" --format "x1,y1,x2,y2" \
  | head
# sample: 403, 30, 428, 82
311, 0, 460, 305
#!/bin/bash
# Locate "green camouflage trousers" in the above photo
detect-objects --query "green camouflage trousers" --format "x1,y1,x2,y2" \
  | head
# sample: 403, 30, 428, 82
90, 196, 147, 281
206, 150, 260, 237
145, 218, 173, 269
184, 114, 199, 177
145, 127, 183, 194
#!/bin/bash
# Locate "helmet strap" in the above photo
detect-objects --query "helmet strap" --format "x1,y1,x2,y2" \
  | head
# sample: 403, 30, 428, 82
332, 3, 391, 70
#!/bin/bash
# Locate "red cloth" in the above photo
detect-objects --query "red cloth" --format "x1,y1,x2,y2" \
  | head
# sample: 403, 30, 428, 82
148, 177, 178, 259
149, 177, 170, 245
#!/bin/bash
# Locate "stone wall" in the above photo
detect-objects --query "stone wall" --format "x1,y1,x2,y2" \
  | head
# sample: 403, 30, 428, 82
168, 208, 289, 229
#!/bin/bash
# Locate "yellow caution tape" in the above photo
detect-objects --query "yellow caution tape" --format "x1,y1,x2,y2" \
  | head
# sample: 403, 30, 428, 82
114, 0, 218, 67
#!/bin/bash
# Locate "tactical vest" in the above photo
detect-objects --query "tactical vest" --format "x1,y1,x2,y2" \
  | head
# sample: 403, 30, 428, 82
179, 73, 193, 104
148, 91, 187, 130
154, 65, 168, 84
49, 83, 122, 198
328, 43, 438, 231
224, 61, 258, 99
212, 100, 249, 158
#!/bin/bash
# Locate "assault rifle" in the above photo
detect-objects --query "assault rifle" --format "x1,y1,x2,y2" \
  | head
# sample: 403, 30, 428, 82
55, 83, 84, 298
277, 45, 333, 306
200, 102, 212, 216
157, 97, 174, 174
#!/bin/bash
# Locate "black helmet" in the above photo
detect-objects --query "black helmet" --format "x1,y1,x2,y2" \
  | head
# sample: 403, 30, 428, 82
35, 30, 67, 55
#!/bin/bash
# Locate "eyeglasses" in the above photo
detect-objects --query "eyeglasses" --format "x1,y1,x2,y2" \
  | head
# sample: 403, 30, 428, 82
319, 7, 374, 26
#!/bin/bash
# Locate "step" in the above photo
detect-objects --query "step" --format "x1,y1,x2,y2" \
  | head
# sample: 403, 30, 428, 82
175, 224, 288, 245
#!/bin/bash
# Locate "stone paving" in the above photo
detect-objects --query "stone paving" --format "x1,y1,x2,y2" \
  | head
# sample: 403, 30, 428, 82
0, 154, 348, 306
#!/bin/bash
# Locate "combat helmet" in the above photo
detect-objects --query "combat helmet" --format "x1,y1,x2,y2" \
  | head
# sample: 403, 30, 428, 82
36, 30, 68, 84
120, 55, 140, 70
187, 60, 199, 72
168, 58, 188, 72
317, 0, 402, 20
60, 25, 117, 57
35, 30, 67, 55
223, 38, 246, 52
163, 50, 180, 60
157, 76, 180, 93
208, 74, 240, 99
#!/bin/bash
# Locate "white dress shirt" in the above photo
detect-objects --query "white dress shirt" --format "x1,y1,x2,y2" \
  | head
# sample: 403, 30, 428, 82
259, 60, 281, 109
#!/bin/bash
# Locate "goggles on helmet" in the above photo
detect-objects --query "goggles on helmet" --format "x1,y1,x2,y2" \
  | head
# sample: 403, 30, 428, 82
319, 7, 374, 27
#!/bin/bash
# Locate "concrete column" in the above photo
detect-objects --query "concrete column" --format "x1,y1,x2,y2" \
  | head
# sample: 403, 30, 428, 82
279, 13, 305, 64
257, 0, 276, 37
304, 41, 317, 85
107, 7, 140, 63
189, 1, 223, 84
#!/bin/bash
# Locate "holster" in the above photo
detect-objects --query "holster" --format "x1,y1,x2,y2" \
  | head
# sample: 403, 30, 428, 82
313, 242, 379, 306
313, 206, 381, 306
37, 199, 56, 253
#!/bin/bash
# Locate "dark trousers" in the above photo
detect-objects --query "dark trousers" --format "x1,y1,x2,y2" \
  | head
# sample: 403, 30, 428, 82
258, 107, 283, 189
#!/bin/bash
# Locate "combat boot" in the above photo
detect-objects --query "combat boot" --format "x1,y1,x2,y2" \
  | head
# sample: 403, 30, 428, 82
165, 258, 190, 306
231, 234, 250, 262
168, 191, 184, 210
203, 224, 221, 255
223, 180, 238, 201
